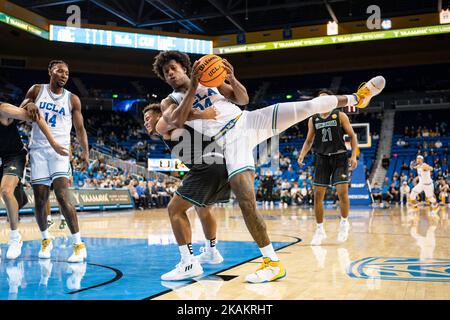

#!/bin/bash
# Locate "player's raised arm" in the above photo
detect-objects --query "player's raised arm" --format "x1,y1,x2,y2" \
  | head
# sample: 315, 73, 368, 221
20, 84, 41, 121
340, 112, 358, 170
217, 59, 249, 106
0, 102, 68, 156
297, 117, 315, 167
71, 94, 89, 164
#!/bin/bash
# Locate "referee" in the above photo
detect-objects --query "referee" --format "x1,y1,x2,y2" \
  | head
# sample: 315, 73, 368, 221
297, 89, 358, 246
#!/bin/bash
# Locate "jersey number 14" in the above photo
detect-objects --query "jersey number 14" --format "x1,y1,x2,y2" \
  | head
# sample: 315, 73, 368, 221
44, 112, 57, 127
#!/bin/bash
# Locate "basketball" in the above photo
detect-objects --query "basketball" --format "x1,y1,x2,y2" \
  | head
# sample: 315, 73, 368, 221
197, 54, 227, 87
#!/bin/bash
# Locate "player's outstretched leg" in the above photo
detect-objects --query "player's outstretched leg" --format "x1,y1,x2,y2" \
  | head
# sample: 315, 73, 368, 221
273, 76, 386, 134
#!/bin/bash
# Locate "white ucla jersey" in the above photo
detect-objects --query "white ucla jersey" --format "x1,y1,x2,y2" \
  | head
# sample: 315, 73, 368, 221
417, 164, 432, 184
168, 84, 242, 139
30, 84, 72, 149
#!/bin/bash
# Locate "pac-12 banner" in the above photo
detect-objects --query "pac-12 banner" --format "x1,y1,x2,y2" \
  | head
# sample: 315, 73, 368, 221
0, 188, 134, 215
349, 153, 372, 205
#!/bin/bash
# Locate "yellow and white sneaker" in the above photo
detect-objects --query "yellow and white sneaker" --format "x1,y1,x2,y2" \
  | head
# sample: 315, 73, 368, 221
68, 243, 87, 263
245, 258, 286, 283
66, 262, 87, 290
354, 76, 386, 108
38, 239, 53, 259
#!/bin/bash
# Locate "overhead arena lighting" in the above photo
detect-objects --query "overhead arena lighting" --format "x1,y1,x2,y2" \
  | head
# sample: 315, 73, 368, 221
327, 21, 338, 35
440, 9, 450, 24
381, 19, 392, 30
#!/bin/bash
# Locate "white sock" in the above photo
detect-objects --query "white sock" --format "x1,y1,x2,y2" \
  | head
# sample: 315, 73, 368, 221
179, 243, 193, 261
10, 229, 20, 241
61, 216, 66, 221
260, 243, 279, 261
41, 229, 49, 240
72, 232, 82, 245
205, 238, 216, 252
47, 215, 52, 222
317, 223, 324, 230
341, 217, 348, 222
345, 94, 358, 106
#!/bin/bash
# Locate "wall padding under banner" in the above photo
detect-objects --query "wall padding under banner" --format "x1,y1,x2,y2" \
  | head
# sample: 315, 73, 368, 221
0, 188, 134, 215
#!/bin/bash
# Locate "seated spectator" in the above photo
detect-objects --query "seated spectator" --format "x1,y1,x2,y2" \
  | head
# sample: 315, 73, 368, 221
135, 181, 148, 209
389, 183, 400, 204
382, 180, 393, 205
372, 183, 382, 204
399, 181, 410, 206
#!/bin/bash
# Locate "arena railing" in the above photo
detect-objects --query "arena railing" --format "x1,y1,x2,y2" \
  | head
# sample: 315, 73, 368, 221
89, 148, 179, 183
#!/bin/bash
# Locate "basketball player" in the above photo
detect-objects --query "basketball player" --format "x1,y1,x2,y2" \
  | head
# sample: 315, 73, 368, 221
152, 50, 385, 283
20, 60, 89, 262
0, 101, 68, 259
297, 89, 358, 246
144, 103, 228, 280
409, 155, 437, 208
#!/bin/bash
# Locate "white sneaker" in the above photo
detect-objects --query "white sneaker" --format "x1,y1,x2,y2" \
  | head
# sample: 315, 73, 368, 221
311, 246, 327, 268
38, 239, 53, 259
196, 247, 224, 264
6, 261, 24, 295
68, 243, 87, 263
354, 76, 386, 108
66, 262, 87, 290
7, 235, 23, 260
245, 258, 286, 283
161, 258, 203, 281
39, 259, 53, 286
337, 219, 350, 242
311, 227, 327, 246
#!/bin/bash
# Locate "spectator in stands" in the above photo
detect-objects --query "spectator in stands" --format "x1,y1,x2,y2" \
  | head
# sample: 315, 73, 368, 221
290, 182, 300, 205
280, 188, 291, 207
145, 181, 158, 208
438, 179, 449, 205
435, 139, 443, 149
127, 179, 139, 208
389, 182, 400, 204
256, 186, 264, 202
371, 182, 382, 204
382, 178, 393, 205
399, 181, 410, 207
157, 182, 170, 207
135, 181, 148, 209
261, 173, 276, 206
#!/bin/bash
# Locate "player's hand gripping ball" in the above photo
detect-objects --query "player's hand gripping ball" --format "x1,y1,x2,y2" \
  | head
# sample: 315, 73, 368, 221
197, 54, 227, 87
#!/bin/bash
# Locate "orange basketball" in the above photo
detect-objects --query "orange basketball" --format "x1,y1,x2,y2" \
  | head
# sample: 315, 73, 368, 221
197, 54, 227, 87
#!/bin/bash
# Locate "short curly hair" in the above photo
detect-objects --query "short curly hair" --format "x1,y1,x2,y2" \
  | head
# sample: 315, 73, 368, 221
152, 51, 192, 81
48, 60, 68, 71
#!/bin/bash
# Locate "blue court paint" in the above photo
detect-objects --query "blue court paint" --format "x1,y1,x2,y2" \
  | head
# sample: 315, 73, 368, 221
0, 237, 295, 300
